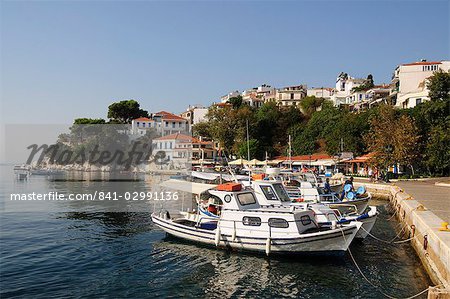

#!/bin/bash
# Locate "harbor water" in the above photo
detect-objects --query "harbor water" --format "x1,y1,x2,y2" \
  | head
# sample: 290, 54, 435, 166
0, 166, 431, 298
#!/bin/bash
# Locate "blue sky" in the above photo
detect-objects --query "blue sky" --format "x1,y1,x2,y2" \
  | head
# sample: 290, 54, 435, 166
1, 1, 448, 124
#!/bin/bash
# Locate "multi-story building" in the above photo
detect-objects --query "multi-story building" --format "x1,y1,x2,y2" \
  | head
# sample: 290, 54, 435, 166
331, 73, 366, 106
306, 87, 334, 100
220, 90, 240, 103
241, 89, 263, 108
131, 111, 190, 137
391, 60, 450, 109
180, 105, 208, 127
152, 133, 217, 169
275, 84, 307, 106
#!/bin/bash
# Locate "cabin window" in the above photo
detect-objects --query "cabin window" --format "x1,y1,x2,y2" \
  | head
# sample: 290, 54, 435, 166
242, 216, 261, 226
300, 215, 312, 226
224, 195, 232, 203
237, 192, 256, 206
268, 218, 289, 228
261, 186, 277, 200
273, 183, 291, 202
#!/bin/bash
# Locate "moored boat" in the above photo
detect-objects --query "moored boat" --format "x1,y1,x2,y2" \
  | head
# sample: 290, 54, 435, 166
152, 181, 362, 255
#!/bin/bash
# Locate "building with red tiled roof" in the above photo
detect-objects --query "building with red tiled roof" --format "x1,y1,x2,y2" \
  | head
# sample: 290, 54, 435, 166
152, 133, 217, 169
392, 60, 450, 109
131, 110, 190, 137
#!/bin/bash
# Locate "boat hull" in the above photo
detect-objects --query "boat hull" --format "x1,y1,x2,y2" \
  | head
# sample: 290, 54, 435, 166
151, 215, 361, 255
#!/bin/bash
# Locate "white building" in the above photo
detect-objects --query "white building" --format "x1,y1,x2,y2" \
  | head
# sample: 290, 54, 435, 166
152, 133, 192, 169
131, 111, 190, 137
306, 87, 334, 100
275, 85, 307, 106
220, 90, 240, 103
392, 60, 450, 109
152, 133, 217, 169
181, 105, 208, 127
331, 73, 366, 106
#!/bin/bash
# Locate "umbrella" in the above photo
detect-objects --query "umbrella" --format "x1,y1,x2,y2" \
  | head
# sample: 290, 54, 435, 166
228, 158, 249, 165
246, 159, 265, 166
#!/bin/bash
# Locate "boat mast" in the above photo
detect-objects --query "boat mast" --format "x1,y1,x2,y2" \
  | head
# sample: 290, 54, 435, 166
288, 135, 292, 170
247, 119, 251, 181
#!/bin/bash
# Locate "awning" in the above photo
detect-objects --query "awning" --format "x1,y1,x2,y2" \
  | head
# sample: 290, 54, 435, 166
245, 159, 265, 166
191, 171, 220, 181
228, 158, 249, 165
160, 179, 217, 195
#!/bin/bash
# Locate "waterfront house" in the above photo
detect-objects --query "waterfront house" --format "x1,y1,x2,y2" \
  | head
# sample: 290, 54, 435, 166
152, 133, 217, 169
131, 111, 190, 137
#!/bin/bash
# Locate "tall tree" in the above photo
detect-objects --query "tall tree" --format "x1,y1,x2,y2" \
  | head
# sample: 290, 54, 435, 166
74, 118, 106, 124
107, 100, 149, 124
300, 96, 324, 117
364, 105, 419, 173
227, 95, 243, 109
427, 70, 450, 101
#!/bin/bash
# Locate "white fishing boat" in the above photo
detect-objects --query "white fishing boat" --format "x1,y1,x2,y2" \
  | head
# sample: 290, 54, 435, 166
251, 180, 377, 239
263, 168, 370, 214
14, 164, 31, 180
152, 180, 362, 256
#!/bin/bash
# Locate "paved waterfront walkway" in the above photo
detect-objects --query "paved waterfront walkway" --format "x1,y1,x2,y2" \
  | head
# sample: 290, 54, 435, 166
355, 177, 450, 222
394, 178, 450, 222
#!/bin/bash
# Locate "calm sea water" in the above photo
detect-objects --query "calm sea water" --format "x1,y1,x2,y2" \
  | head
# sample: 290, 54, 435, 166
0, 166, 431, 298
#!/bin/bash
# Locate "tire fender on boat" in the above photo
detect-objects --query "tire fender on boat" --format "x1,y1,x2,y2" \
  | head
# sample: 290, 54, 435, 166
231, 222, 237, 241
215, 227, 221, 246
265, 238, 271, 256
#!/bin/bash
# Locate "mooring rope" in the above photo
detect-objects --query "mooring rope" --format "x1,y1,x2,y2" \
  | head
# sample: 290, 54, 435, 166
339, 227, 434, 299
360, 225, 413, 244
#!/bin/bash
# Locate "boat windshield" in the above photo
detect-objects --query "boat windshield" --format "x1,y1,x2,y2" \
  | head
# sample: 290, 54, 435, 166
272, 183, 291, 202
260, 185, 278, 201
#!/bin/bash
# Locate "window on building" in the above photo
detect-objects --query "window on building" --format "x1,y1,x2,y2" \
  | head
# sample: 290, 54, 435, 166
142, 123, 145, 127
172, 122, 175, 128
179, 122, 182, 127
416, 98, 422, 105
165, 122, 168, 127
290, 93, 294, 99
164, 142, 167, 149
136, 122, 140, 127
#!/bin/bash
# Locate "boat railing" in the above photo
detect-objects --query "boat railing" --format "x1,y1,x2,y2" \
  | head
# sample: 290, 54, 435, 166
328, 203, 359, 216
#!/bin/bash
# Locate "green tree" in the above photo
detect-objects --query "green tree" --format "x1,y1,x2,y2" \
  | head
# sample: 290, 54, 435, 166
227, 95, 243, 109
238, 139, 260, 159
192, 122, 212, 138
364, 105, 419, 173
74, 118, 106, 124
300, 96, 325, 117
107, 100, 149, 123
427, 69, 450, 101
424, 125, 450, 176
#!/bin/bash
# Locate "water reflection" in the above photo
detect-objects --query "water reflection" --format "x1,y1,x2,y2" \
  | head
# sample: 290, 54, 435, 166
0, 165, 432, 298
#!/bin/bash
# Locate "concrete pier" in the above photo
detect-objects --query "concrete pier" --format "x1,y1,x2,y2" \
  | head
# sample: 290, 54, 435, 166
355, 178, 450, 295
